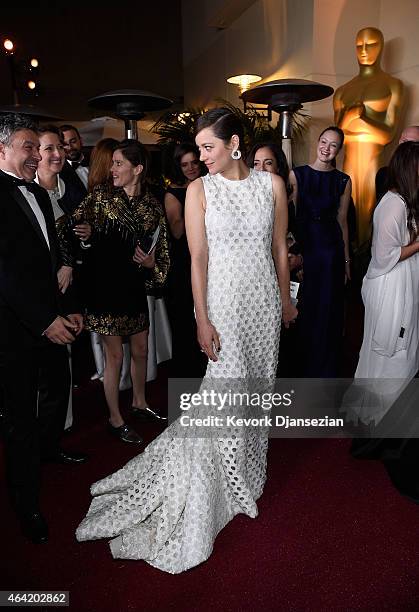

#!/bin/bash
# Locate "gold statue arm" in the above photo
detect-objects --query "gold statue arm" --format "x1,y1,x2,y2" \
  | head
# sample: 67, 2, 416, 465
333, 91, 360, 129
334, 79, 403, 145
360, 80, 404, 144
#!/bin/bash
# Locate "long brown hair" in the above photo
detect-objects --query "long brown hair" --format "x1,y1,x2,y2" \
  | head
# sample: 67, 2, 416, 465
388, 141, 419, 240
88, 138, 119, 192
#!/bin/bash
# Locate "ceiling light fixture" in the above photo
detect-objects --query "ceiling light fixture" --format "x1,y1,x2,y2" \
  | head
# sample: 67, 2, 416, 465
226, 74, 262, 94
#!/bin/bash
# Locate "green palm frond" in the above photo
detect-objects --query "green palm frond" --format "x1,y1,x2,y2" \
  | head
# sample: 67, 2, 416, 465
150, 100, 311, 149
151, 107, 206, 144
290, 110, 311, 140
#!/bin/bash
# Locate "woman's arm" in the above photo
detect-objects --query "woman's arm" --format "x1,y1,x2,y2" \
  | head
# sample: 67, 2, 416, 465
399, 241, 419, 261
147, 209, 170, 289
337, 178, 352, 281
371, 195, 417, 272
185, 179, 220, 361
56, 198, 88, 267
271, 174, 298, 327
55, 191, 95, 291
288, 170, 298, 205
164, 191, 185, 239
132, 193, 170, 290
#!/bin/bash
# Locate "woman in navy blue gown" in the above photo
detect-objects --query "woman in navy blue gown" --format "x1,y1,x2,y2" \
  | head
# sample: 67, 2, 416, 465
289, 127, 351, 377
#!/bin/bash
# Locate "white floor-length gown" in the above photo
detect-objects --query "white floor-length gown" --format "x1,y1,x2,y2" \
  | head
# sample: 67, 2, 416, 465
76, 169, 282, 573
347, 191, 419, 425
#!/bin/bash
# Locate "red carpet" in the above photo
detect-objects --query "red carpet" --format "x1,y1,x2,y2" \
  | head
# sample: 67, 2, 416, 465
1, 366, 419, 611
1, 288, 419, 610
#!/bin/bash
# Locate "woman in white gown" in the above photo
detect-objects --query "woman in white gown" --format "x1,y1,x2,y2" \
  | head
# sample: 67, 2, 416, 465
76, 109, 297, 573
351, 141, 419, 424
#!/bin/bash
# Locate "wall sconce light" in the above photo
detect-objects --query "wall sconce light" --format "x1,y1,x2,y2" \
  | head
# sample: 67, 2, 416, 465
3, 38, 15, 54
2, 38, 41, 103
227, 74, 262, 94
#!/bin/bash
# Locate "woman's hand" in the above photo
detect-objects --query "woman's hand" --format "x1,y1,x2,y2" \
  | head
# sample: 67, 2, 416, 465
66, 313, 84, 335
73, 223, 91, 241
133, 245, 156, 269
197, 319, 220, 362
288, 253, 303, 271
57, 265, 73, 294
282, 301, 298, 329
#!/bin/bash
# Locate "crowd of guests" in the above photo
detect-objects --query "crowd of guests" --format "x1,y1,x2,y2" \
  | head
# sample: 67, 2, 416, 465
1, 109, 419, 548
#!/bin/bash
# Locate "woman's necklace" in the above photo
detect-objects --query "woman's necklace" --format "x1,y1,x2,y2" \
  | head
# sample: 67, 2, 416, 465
125, 186, 141, 204
48, 185, 60, 198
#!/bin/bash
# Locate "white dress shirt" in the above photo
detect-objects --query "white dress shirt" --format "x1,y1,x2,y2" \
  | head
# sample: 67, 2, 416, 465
70, 158, 89, 189
4, 170, 50, 249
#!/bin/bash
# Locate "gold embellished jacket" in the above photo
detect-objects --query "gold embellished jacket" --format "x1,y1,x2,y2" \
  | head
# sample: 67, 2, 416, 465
57, 184, 170, 292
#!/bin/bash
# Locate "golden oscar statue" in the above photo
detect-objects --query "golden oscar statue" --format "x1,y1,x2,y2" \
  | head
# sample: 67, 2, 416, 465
333, 27, 404, 247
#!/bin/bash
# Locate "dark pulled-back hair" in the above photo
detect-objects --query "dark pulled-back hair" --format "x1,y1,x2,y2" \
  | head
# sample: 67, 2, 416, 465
37, 124, 62, 139
59, 124, 81, 139
196, 107, 245, 150
388, 140, 419, 240
246, 142, 289, 183
318, 125, 345, 150
166, 142, 202, 185
115, 139, 149, 183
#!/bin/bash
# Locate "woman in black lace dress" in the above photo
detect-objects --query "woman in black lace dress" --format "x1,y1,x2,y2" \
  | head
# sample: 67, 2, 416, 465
164, 143, 206, 376
59, 140, 169, 443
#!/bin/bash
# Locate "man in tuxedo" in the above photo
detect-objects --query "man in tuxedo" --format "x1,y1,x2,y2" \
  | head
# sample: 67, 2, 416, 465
0, 113, 85, 544
59, 125, 89, 211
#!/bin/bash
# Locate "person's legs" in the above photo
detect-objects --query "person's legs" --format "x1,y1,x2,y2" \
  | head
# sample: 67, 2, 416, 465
130, 329, 167, 422
130, 330, 148, 409
38, 344, 71, 458
119, 341, 132, 391
1, 346, 40, 517
101, 335, 142, 443
90, 332, 104, 379
101, 335, 124, 426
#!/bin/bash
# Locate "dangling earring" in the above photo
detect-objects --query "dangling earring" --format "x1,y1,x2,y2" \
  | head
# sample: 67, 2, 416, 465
231, 149, 241, 160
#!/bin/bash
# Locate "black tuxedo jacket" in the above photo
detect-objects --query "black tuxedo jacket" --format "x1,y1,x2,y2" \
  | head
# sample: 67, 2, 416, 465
59, 160, 88, 214
0, 170, 77, 348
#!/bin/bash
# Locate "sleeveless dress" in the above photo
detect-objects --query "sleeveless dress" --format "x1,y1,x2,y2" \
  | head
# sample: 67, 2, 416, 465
76, 169, 282, 573
293, 165, 349, 377
165, 186, 206, 376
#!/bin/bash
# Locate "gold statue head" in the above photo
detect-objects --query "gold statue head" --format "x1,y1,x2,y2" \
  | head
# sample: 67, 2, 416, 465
356, 27, 384, 66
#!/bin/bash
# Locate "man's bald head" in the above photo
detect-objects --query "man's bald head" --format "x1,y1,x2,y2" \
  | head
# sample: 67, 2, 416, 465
399, 126, 419, 144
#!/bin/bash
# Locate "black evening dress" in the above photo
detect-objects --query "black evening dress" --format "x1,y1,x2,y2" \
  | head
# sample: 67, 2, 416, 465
58, 184, 169, 336
165, 186, 206, 377
293, 165, 349, 377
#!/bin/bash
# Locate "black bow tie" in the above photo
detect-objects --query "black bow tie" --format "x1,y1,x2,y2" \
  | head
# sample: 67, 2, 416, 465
12, 178, 38, 193
71, 161, 80, 170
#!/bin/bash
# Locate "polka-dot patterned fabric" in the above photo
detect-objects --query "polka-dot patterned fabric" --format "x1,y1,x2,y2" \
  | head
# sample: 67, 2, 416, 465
76, 168, 282, 573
